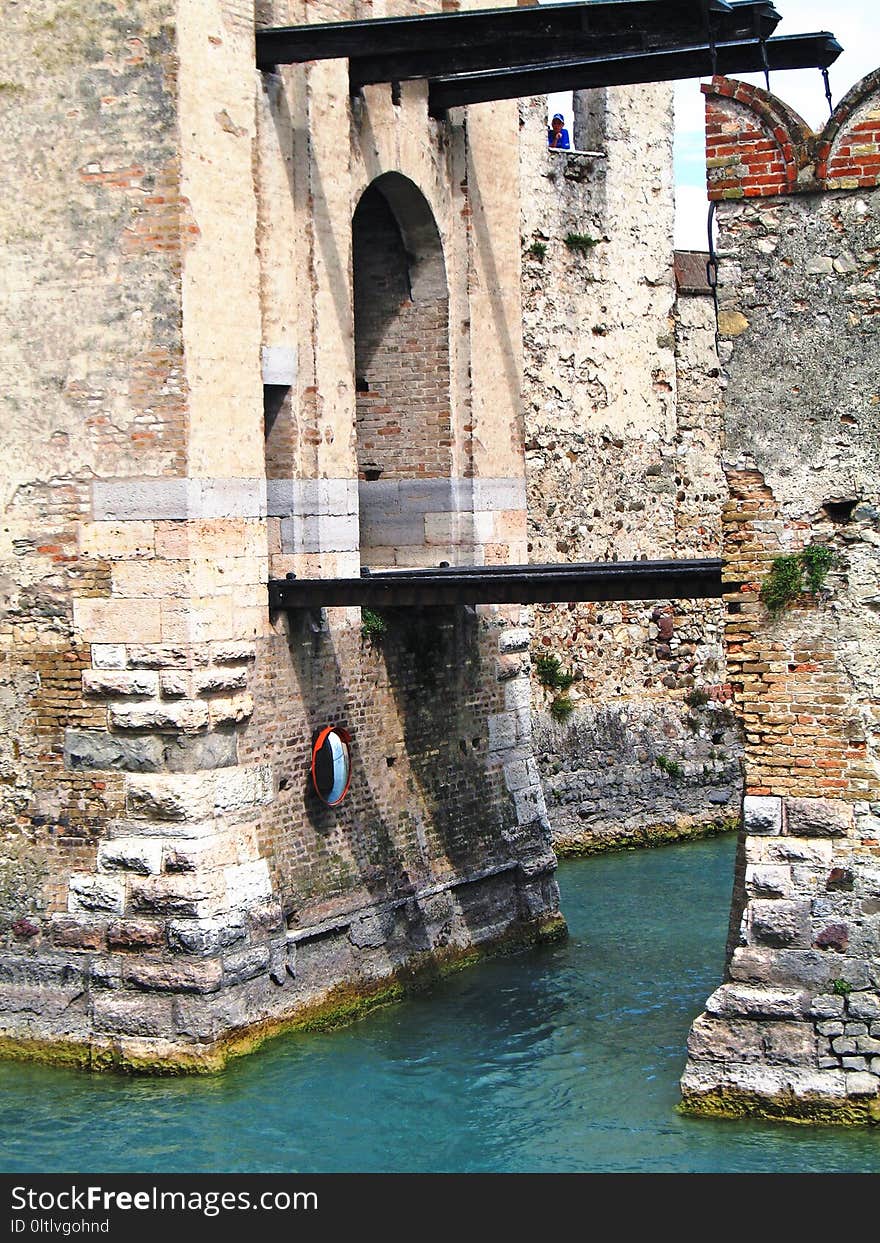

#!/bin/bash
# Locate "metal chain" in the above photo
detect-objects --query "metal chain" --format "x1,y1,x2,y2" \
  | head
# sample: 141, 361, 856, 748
706, 201, 719, 329
702, 0, 718, 77
822, 66, 834, 116
760, 38, 771, 93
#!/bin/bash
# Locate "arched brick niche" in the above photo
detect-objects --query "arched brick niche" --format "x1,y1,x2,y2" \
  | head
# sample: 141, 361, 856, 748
352, 172, 453, 567
817, 67, 880, 189
704, 67, 880, 200
703, 76, 811, 199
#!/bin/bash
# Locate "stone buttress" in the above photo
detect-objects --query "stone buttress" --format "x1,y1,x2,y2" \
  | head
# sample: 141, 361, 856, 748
0, 0, 562, 1072
680, 70, 880, 1123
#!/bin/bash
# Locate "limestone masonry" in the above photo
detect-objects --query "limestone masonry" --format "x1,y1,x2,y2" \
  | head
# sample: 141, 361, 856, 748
2, 0, 880, 1127
520, 87, 740, 853
680, 70, 880, 1124
0, 0, 561, 1073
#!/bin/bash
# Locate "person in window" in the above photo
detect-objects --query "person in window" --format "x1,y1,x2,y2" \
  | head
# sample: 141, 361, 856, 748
548, 112, 571, 150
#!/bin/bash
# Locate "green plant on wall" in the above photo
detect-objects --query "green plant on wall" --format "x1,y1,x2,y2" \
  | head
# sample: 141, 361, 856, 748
549, 694, 574, 723
564, 232, 598, 254
360, 607, 388, 641
656, 754, 684, 779
527, 240, 547, 261
535, 653, 574, 692
760, 544, 835, 617
534, 653, 576, 724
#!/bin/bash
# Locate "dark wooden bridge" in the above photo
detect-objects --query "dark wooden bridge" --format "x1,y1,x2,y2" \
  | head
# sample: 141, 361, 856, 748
269, 557, 726, 610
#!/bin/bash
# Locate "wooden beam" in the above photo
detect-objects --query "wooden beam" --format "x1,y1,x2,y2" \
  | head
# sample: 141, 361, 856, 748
347, 1, 780, 90
427, 32, 841, 113
268, 558, 727, 610
256, 0, 734, 71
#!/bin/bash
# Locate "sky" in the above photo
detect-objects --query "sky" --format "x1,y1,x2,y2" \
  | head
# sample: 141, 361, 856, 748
548, 2, 875, 249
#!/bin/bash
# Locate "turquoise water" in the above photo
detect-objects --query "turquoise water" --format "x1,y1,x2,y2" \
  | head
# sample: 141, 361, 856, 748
1, 834, 879, 1173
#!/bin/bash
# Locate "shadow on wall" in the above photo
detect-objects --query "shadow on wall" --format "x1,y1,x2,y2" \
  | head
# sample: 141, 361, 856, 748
275, 606, 525, 977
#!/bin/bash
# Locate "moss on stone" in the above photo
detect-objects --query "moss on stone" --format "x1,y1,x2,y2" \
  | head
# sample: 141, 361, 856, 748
678, 1087, 880, 1127
0, 913, 568, 1077
554, 818, 739, 859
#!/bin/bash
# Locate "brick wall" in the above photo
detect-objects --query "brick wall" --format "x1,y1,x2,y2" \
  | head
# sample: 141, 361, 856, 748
354, 186, 451, 483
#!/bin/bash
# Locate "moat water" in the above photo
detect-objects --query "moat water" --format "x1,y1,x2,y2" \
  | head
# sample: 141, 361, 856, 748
2, 834, 879, 1174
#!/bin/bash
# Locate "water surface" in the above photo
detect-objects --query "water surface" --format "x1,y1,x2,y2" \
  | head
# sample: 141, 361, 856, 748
2, 835, 878, 1173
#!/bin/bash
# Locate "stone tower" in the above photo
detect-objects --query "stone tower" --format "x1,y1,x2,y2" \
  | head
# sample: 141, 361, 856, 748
0, 0, 562, 1072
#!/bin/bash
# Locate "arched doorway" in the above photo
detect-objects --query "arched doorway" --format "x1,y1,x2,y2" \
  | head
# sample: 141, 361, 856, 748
352, 173, 452, 567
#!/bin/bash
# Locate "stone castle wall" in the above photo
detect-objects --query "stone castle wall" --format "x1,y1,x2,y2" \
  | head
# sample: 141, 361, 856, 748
519, 88, 740, 852
681, 72, 880, 1124
0, 0, 561, 1072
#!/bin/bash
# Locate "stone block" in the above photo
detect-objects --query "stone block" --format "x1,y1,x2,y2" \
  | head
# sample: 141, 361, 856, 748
705, 983, 809, 1020
208, 694, 254, 727
162, 731, 239, 773
126, 773, 214, 822
64, 729, 164, 774
97, 838, 163, 876
762, 1021, 817, 1066
503, 758, 530, 792
504, 679, 531, 712
498, 627, 530, 654
68, 875, 125, 916
223, 859, 273, 906
167, 915, 246, 955
279, 513, 359, 554
749, 899, 810, 948
357, 480, 401, 517
213, 765, 273, 814
847, 991, 880, 1021
729, 947, 835, 990
122, 956, 223, 994
50, 916, 106, 952
111, 560, 190, 600
472, 478, 526, 511
109, 700, 209, 733
686, 1012, 764, 1063
92, 994, 174, 1038
748, 838, 834, 867
513, 785, 546, 826
221, 944, 271, 987
74, 598, 162, 644
785, 797, 853, 838
82, 670, 159, 698
126, 645, 197, 669
106, 920, 165, 951
745, 864, 792, 898
193, 667, 248, 694
93, 479, 190, 522
128, 874, 225, 919
80, 521, 155, 559
159, 671, 191, 698
743, 794, 782, 835
261, 345, 297, 386
211, 641, 256, 664
91, 644, 128, 669
844, 1072, 880, 1097
810, 993, 846, 1019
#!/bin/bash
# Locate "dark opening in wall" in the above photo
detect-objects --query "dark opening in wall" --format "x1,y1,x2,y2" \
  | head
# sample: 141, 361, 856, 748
823, 498, 858, 524
263, 384, 289, 437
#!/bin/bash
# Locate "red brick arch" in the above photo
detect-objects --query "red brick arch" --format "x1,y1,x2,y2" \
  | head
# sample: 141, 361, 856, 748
703, 76, 812, 200
816, 66, 880, 188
